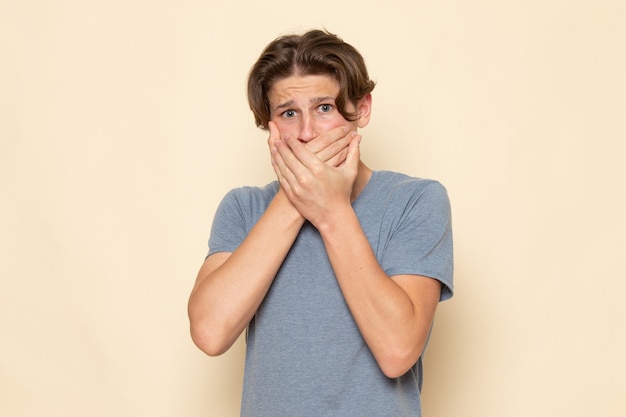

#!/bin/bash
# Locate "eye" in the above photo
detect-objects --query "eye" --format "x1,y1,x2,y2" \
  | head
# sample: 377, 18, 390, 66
282, 109, 297, 118
318, 104, 333, 113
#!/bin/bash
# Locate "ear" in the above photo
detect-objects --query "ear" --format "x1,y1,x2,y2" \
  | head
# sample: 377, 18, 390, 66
356, 93, 373, 128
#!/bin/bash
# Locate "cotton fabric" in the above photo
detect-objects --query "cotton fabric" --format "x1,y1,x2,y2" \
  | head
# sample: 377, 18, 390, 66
207, 170, 453, 417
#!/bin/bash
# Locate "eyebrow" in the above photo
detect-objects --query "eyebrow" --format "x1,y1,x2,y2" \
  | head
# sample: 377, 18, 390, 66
272, 96, 336, 112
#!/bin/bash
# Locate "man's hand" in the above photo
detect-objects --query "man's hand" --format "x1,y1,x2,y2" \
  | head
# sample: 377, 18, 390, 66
267, 121, 361, 228
267, 121, 353, 168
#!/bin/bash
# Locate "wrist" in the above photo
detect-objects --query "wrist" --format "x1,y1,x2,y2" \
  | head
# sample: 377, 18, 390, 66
315, 203, 356, 236
272, 187, 305, 224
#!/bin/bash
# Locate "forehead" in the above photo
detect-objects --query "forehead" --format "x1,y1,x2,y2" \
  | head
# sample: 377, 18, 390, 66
268, 74, 340, 107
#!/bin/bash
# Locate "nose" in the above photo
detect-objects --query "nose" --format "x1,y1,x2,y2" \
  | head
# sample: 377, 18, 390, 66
298, 115, 318, 143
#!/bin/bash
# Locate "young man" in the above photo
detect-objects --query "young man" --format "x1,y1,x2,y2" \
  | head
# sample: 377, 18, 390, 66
188, 29, 453, 416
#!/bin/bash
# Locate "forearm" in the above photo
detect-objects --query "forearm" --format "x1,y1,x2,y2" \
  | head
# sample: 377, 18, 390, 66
188, 190, 304, 356
318, 205, 438, 378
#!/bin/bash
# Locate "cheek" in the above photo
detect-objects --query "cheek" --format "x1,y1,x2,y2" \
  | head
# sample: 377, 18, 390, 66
272, 120, 297, 138
272, 114, 354, 137
318, 114, 354, 132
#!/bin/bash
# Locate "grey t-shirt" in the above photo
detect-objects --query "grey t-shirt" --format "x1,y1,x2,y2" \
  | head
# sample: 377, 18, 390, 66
208, 170, 454, 417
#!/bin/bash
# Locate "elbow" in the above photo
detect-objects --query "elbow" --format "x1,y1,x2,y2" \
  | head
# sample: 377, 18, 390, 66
379, 359, 414, 379
188, 296, 237, 356
189, 314, 237, 357
190, 322, 231, 357
188, 290, 247, 356
376, 346, 423, 379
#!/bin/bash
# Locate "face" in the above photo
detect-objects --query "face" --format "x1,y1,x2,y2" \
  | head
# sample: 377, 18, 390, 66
267, 74, 371, 142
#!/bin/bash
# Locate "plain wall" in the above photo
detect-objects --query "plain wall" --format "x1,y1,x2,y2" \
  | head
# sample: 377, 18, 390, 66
1, 1, 625, 416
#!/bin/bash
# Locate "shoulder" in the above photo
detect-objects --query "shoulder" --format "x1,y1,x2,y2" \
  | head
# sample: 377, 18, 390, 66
213, 182, 279, 227
372, 171, 450, 208
221, 181, 279, 209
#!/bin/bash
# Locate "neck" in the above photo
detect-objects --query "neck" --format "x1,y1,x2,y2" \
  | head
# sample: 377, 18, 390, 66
351, 161, 372, 202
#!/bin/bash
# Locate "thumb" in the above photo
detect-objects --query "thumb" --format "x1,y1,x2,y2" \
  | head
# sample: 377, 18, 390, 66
267, 121, 280, 148
342, 133, 362, 170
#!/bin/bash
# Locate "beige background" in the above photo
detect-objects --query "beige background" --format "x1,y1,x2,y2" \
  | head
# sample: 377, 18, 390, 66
2, 0, 625, 416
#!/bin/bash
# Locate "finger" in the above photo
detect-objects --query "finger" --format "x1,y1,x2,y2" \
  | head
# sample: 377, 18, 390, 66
317, 130, 358, 166
268, 121, 295, 189
271, 138, 300, 187
305, 125, 349, 155
342, 133, 362, 171
267, 121, 280, 149
282, 135, 322, 171
270, 153, 292, 194
325, 147, 349, 168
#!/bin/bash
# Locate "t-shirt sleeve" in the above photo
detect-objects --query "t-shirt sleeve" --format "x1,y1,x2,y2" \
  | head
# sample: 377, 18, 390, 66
207, 189, 250, 257
382, 181, 454, 301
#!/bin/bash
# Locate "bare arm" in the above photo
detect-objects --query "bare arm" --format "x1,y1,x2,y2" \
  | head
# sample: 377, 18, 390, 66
272, 134, 442, 378
318, 207, 442, 378
188, 189, 304, 356
188, 124, 355, 356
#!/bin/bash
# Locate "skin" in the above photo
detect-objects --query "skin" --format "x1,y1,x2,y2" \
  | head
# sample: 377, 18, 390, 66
188, 74, 442, 378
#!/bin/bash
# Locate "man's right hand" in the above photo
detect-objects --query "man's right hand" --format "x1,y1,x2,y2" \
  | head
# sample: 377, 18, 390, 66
267, 122, 354, 168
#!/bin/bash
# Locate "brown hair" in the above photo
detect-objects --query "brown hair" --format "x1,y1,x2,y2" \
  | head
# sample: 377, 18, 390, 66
247, 29, 376, 130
